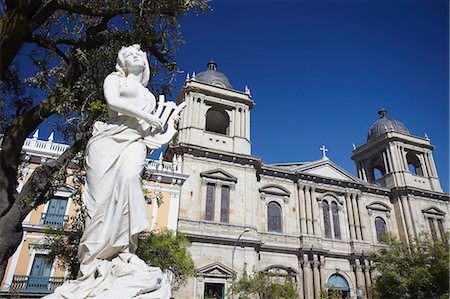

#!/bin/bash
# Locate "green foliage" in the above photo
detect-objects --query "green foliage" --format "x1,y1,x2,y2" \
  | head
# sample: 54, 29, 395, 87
230, 266, 298, 299
369, 233, 449, 299
136, 229, 195, 290
320, 287, 345, 299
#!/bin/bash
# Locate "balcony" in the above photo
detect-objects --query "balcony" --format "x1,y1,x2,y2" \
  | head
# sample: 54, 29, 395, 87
10, 275, 64, 292
40, 213, 68, 227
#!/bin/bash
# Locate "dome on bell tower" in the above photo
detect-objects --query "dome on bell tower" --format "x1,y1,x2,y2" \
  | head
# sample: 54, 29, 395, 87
367, 109, 410, 141
195, 60, 233, 89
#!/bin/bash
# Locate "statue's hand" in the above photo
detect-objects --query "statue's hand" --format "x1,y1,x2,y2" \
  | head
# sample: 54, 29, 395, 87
144, 114, 163, 134
172, 114, 181, 126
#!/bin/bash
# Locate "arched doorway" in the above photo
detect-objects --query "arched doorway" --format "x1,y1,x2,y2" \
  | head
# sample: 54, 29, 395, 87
327, 274, 350, 298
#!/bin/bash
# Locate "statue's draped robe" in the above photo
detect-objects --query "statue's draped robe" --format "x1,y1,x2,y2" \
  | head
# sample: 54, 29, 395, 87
45, 102, 171, 299
78, 115, 149, 272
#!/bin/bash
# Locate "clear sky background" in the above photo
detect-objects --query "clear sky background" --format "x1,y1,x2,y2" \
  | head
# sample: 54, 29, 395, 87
169, 0, 449, 192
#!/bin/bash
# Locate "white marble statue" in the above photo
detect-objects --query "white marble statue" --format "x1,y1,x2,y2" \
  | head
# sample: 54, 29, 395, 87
45, 44, 185, 299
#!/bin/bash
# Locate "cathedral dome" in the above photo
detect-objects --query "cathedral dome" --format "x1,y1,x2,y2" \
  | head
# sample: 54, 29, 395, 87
195, 60, 233, 89
368, 109, 410, 141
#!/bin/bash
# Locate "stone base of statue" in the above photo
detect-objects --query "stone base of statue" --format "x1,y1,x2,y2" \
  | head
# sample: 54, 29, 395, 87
43, 253, 171, 299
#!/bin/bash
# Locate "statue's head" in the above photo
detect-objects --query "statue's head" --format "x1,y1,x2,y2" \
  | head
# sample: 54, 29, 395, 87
115, 44, 150, 87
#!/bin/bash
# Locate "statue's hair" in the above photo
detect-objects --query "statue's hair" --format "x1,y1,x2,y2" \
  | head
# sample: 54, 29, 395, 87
114, 44, 150, 87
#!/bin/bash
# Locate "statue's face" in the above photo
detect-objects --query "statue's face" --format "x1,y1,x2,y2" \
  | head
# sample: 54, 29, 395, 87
124, 48, 146, 72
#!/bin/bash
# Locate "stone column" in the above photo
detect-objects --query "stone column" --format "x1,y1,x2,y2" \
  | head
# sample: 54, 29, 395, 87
312, 255, 321, 299
401, 146, 409, 171
245, 108, 251, 140
382, 150, 390, 173
356, 194, 369, 241
298, 183, 307, 234
240, 109, 245, 137
388, 143, 401, 171
305, 186, 313, 235
311, 188, 320, 236
363, 259, 372, 294
423, 152, 433, 178
235, 108, 241, 137
188, 96, 195, 130
303, 254, 314, 299
352, 194, 362, 240
297, 260, 305, 299
393, 196, 410, 244
426, 152, 439, 178
345, 193, 356, 240
230, 107, 235, 136
354, 259, 366, 298
401, 195, 415, 239
418, 154, 428, 177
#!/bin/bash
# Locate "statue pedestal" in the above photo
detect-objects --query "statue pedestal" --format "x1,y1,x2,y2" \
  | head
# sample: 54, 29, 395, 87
44, 253, 171, 299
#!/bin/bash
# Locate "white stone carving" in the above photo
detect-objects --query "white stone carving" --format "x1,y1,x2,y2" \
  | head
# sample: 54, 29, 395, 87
45, 44, 184, 299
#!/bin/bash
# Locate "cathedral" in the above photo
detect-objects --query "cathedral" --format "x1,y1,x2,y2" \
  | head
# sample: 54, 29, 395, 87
1, 61, 448, 299
168, 61, 449, 298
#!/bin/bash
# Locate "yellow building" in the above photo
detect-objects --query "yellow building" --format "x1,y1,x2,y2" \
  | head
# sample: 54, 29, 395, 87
0, 130, 188, 298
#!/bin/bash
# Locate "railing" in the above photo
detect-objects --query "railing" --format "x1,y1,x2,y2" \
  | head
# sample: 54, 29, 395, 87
10, 275, 64, 292
40, 213, 68, 227
145, 158, 182, 174
22, 138, 69, 158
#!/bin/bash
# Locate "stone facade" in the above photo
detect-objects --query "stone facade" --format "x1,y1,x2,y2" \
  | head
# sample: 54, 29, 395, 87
168, 62, 449, 299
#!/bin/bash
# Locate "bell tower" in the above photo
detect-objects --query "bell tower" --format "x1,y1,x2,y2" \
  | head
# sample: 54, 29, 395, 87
175, 61, 254, 155
351, 109, 442, 192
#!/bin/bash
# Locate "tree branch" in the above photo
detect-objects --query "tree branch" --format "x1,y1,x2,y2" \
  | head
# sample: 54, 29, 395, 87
54, 0, 129, 17
27, 35, 70, 64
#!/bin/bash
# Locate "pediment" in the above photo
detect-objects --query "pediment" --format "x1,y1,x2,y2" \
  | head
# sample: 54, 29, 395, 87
259, 184, 291, 197
196, 262, 234, 278
200, 169, 237, 183
298, 160, 361, 183
422, 207, 446, 216
366, 202, 391, 212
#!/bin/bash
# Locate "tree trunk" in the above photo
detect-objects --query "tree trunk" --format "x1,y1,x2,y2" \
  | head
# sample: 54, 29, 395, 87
0, 203, 25, 284
0, 0, 43, 78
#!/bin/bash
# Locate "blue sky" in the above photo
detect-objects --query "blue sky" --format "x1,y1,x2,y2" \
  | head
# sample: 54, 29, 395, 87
169, 0, 449, 192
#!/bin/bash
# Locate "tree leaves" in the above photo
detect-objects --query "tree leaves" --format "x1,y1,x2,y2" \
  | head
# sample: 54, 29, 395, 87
369, 233, 449, 299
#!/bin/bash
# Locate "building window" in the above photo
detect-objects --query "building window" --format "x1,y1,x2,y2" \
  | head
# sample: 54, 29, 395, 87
437, 219, 446, 240
322, 197, 341, 240
204, 282, 225, 299
206, 107, 229, 135
220, 185, 230, 223
205, 183, 215, 221
323, 201, 332, 238
27, 254, 53, 291
422, 207, 447, 242
205, 182, 231, 223
331, 202, 341, 239
268, 201, 282, 233
41, 197, 68, 227
428, 217, 437, 240
375, 217, 387, 243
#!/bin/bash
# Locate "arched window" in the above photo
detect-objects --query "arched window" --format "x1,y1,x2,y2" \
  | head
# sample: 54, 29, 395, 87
406, 152, 423, 176
375, 217, 387, 243
327, 274, 350, 298
268, 202, 282, 233
323, 201, 332, 238
206, 107, 229, 135
331, 202, 341, 239
369, 156, 386, 182
373, 167, 384, 180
